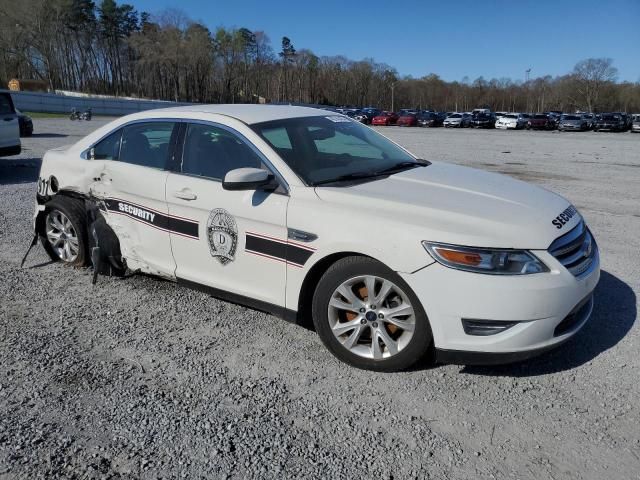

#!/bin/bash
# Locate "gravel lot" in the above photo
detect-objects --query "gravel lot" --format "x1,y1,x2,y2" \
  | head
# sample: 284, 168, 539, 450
1, 118, 639, 479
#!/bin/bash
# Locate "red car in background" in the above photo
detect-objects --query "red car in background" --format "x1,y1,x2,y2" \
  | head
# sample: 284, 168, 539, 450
527, 113, 555, 130
396, 112, 418, 126
371, 111, 399, 126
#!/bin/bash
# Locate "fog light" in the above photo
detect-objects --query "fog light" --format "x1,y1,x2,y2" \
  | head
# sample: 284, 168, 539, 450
462, 319, 518, 336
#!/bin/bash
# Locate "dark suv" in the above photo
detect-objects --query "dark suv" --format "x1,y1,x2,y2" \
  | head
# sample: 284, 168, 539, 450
470, 112, 496, 128
594, 113, 627, 132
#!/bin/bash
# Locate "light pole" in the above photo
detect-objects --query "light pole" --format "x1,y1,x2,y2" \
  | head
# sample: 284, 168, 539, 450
525, 69, 531, 113
391, 82, 395, 112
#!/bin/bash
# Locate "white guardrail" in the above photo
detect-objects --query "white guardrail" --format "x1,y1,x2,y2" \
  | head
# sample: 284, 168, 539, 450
3, 90, 193, 116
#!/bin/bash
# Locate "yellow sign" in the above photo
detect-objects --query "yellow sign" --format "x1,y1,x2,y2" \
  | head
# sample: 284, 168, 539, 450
8, 79, 20, 91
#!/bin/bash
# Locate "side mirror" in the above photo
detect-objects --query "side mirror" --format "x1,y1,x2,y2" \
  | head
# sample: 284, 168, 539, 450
89, 147, 95, 160
222, 168, 276, 191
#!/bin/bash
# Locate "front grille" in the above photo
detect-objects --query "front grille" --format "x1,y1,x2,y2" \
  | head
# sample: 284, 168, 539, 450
548, 221, 597, 278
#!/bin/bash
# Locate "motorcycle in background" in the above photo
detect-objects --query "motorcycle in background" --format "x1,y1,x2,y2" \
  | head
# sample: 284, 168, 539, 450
70, 107, 92, 121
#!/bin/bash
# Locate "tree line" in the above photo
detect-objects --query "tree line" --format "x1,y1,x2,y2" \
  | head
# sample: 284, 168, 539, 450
1, 0, 638, 113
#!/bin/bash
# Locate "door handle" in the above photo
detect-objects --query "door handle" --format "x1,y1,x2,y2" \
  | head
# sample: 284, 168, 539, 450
173, 189, 197, 201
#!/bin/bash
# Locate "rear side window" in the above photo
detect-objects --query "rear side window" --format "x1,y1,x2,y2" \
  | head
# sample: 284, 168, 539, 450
181, 123, 263, 180
0, 94, 15, 114
119, 122, 175, 169
92, 129, 122, 160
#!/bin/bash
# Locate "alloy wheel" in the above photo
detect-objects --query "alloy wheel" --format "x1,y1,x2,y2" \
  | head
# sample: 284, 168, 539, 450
46, 210, 80, 262
327, 275, 416, 360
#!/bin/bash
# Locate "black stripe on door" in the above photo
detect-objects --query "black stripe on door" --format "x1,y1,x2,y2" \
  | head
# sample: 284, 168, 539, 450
103, 198, 199, 239
245, 231, 315, 268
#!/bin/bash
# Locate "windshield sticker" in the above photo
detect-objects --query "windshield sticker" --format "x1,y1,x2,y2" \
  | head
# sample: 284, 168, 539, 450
325, 116, 352, 123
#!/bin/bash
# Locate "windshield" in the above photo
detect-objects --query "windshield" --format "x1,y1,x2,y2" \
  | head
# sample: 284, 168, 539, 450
534, 114, 547, 119
448, 114, 462, 118
505, 114, 518, 119
252, 116, 419, 186
563, 115, 580, 120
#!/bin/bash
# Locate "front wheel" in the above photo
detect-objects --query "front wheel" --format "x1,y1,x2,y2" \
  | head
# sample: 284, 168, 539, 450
312, 256, 433, 371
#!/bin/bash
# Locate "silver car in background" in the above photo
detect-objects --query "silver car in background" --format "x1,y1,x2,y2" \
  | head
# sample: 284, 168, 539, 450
632, 114, 640, 133
443, 112, 471, 128
495, 113, 529, 130
558, 114, 589, 132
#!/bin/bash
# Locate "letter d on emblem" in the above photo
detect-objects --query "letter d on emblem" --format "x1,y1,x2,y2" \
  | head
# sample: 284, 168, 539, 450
206, 208, 237, 265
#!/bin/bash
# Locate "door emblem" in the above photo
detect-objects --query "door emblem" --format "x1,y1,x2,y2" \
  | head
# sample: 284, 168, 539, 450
207, 208, 237, 265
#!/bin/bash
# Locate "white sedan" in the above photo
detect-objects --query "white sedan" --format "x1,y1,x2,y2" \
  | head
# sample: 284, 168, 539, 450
496, 113, 529, 130
32, 105, 600, 371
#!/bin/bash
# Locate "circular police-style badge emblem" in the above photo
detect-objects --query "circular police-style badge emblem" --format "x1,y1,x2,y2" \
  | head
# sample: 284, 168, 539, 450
207, 208, 237, 265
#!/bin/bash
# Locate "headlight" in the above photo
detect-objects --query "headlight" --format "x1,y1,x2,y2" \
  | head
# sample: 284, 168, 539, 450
422, 242, 548, 275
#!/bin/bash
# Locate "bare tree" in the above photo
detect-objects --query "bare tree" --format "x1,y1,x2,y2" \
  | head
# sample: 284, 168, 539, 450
572, 58, 618, 112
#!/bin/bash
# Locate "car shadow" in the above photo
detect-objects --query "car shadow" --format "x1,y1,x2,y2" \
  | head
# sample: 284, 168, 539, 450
30, 133, 68, 138
459, 270, 636, 377
0, 157, 42, 185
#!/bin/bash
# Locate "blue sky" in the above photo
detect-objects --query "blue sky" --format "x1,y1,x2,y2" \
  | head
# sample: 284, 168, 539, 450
130, 0, 639, 83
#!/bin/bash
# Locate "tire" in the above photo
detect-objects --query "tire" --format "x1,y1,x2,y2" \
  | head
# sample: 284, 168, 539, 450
41, 196, 88, 267
312, 256, 434, 371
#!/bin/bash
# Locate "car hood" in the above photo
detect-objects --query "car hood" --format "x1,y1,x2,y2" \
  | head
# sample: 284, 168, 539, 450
562, 119, 582, 124
314, 162, 578, 250
445, 117, 461, 122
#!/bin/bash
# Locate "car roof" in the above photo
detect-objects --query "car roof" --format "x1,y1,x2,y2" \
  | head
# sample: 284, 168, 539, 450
147, 104, 329, 125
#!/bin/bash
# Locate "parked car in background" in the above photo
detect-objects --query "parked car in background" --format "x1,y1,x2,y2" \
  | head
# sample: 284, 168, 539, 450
594, 113, 627, 132
417, 111, 444, 127
527, 114, 555, 130
355, 108, 381, 124
471, 112, 496, 128
495, 113, 528, 130
558, 114, 589, 132
0, 91, 21, 156
16, 109, 34, 137
495, 112, 508, 120
632, 114, 640, 133
443, 113, 471, 128
543, 112, 561, 129
397, 112, 419, 127
580, 113, 596, 130
371, 111, 399, 126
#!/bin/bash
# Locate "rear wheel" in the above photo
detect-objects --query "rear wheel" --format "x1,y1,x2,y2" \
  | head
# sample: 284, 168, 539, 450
42, 197, 88, 267
312, 256, 433, 371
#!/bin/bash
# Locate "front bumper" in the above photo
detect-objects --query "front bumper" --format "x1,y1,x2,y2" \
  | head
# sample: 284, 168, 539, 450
400, 248, 600, 365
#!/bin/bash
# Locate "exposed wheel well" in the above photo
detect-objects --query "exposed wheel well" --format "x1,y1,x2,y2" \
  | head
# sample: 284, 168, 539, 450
296, 252, 370, 330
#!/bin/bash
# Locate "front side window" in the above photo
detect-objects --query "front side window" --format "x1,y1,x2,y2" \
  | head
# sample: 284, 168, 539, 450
92, 129, 122, 160
181, 123, 263, 180
119, 122, 175, 169
252, 116, 418, 185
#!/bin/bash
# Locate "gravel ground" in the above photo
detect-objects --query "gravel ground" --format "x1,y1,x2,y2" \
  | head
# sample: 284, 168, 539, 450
1, 119, 639, 479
